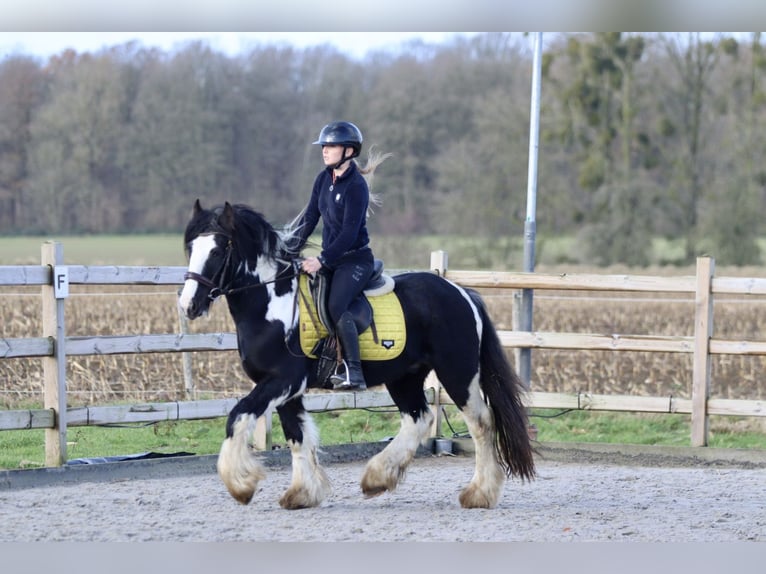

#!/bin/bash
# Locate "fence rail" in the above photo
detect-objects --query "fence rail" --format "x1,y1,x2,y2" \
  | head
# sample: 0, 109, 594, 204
1, 242, 765, 467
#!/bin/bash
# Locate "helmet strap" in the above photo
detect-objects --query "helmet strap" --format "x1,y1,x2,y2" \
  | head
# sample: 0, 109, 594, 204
331, 146, 356, 171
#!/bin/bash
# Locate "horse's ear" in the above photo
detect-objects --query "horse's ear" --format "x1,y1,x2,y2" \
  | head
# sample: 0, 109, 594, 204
193, 199, 203, 216
220, 201, 236, 233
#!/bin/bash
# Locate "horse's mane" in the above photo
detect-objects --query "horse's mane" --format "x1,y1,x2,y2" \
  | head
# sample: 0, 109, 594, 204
187, 202, 304, 264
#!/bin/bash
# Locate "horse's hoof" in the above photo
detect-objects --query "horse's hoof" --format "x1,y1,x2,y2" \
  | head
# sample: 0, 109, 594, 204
459, 484, 497, 509
361, 483, 389, 498
228, 487, 256, 505
279, 489, 321, 509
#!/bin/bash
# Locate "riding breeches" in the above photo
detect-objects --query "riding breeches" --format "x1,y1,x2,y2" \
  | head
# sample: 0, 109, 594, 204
325, 248, 374, 325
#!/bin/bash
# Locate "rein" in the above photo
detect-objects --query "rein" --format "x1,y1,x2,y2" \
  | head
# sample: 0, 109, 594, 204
184, 231, 309, 357
183, 265, 302, 300
183, 234, 302, 301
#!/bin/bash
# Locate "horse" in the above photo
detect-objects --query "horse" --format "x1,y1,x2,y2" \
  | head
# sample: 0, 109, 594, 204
178, 200, 536, 509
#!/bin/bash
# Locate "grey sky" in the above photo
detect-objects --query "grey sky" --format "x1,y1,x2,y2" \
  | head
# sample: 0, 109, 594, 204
1, 32, 482, 61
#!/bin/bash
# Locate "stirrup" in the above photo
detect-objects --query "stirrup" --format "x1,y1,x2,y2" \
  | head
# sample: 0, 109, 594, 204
329, 361, 367, 391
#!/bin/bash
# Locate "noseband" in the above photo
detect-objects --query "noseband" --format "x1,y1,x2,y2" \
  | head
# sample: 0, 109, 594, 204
183, 269, 225, 299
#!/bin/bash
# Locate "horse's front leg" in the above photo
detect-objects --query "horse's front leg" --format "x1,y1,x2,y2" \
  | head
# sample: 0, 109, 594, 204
276, 397, 331, 509
217, 392, 270, 505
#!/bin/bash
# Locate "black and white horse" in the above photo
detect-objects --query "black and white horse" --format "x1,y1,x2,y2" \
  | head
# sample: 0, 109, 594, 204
178, 200, 535, 509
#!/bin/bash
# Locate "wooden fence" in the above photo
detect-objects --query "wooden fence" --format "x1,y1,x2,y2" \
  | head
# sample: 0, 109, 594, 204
1, 242, 765, 467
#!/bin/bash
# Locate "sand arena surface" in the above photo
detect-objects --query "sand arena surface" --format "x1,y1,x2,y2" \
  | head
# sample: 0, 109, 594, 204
1, 443, 764, 542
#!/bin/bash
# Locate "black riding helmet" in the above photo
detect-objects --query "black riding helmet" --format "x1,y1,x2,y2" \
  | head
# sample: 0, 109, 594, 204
313, 121, 363, 169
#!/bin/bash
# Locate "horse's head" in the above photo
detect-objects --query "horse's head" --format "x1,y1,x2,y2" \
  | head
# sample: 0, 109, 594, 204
178, 199, 237, 319
178, 199, 294, 320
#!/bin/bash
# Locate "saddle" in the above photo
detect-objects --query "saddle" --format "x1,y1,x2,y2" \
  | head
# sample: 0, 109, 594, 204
314, 259, 393, 336
298, 259, 405, 388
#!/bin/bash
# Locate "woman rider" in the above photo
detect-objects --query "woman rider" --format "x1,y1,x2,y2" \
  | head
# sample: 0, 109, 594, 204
295, 121, 389, 390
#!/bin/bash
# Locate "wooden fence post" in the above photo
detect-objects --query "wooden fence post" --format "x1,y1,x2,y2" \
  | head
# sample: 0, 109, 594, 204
691, 256, 714, 446
176, 307, 195, 399
253, 411, 273, 451
425, 250, 448, 438
42, 241, 68, 466
512, 290, 522, 377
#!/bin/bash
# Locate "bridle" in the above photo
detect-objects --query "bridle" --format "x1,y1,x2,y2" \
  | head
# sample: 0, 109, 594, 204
182, 229, 311, 359
183, 232, 301, 302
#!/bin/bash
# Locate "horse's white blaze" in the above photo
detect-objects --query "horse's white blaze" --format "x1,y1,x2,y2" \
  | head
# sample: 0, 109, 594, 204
178, 234, 218, 313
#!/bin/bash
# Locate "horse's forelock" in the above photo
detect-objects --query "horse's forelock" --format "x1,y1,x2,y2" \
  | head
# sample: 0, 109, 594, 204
184, 205, 220, 245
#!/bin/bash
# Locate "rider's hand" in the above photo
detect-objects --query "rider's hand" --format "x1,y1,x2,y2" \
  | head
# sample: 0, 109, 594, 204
301, 256, 323, 274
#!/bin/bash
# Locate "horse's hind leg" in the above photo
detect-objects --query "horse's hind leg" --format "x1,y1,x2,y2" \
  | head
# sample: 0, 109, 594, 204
361, 372, 433, 497
454, 377, 506, 509
277, 398, 331, 510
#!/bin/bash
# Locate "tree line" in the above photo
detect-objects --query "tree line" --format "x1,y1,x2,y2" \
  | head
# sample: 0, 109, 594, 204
0, 32, 764, 266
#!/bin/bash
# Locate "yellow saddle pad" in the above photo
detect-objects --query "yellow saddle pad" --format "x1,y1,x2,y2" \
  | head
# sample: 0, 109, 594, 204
298, 275, 406, 360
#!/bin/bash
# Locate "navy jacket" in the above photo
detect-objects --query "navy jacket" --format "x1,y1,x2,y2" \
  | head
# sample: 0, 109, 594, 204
296, 162, 371, 268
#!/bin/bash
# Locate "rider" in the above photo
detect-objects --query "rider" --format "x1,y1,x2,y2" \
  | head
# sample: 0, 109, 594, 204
295, 121, 388, 390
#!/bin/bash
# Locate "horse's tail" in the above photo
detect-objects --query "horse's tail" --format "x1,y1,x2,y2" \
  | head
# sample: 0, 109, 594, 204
470, 290, 536, 482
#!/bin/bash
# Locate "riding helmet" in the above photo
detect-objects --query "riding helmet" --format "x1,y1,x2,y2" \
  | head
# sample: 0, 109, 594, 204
313, 121, 363, 158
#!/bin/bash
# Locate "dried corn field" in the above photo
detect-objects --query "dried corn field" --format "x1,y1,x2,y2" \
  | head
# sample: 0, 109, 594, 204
2, 283, 766, 409
1, 286, 251, 408
483, 289, 766, 402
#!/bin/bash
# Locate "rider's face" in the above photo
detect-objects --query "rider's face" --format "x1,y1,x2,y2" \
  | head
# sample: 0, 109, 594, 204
322, 144, 348, 167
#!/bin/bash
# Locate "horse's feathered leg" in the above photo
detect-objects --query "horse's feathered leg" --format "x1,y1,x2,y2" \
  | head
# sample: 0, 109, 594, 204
217, 412, 265, 505
430, 283, 535, 509
217, 383, 309, 506
276, 397, 331, 509
455, 376, 507, 509
432, 358, 507, 508
470, 290, 536, 482
461, 291, 536, 508
361, 372, 433, 497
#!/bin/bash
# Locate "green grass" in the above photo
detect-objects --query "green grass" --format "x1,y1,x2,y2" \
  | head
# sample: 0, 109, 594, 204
0, 232, 684, 270
4, 232, 766, 271
531, 409, 694, 447
0, 409, 403, 470
0, 420, 224, 469
530, 409, 766, 449
2, 408, 763, 470
0, 234, 187, 266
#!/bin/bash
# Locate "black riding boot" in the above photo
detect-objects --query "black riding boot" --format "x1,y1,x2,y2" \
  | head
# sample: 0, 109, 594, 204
330, 312, 367, 391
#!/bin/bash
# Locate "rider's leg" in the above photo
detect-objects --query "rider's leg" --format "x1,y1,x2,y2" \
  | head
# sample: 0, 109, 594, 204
326, 255, 373, 390
330, 311, 366, 390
